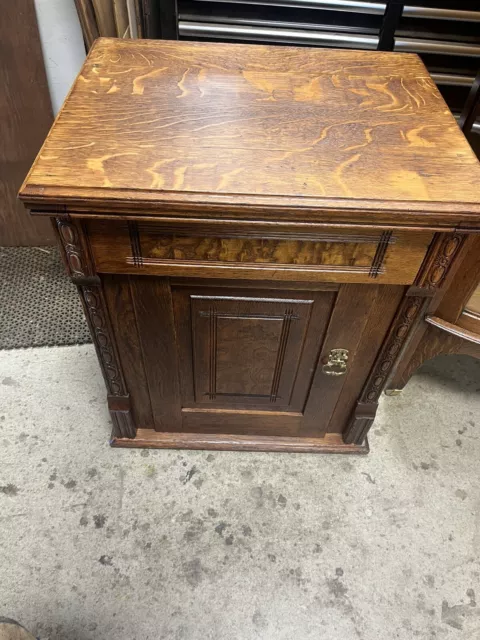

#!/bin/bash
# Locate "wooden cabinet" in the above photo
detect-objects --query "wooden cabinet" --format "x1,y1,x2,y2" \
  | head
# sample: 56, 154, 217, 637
19, 39, 480, 453
103, 277, 401, 442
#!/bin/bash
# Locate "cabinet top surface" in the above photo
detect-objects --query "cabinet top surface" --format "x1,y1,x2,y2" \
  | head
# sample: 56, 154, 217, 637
20, 38, 480, 222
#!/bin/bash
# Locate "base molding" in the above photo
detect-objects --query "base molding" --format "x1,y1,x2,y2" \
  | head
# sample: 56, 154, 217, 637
110, 428, 369, 454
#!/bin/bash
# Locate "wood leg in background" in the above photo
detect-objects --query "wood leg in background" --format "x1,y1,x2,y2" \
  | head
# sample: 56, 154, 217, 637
387, 324, 480, 392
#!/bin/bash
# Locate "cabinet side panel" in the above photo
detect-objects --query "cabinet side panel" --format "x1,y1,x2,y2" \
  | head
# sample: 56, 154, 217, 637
103, 274, 154, 429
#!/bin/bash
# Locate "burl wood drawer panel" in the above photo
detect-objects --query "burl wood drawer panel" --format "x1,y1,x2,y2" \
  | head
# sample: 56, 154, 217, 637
87, 220, 433, 285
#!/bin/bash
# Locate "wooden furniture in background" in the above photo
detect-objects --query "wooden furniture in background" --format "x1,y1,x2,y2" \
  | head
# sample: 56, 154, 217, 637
19, 39, 480, 452
387, 238, 480, 390
74, 0, 162, 48
387, 71, 480, 391
0, 0, 54, 246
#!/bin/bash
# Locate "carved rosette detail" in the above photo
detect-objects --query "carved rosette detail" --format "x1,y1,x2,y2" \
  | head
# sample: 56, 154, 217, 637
363, 296, 424, 403
422, 233, 465, 290
56, 219, 86, 278
81, 287, 125, 396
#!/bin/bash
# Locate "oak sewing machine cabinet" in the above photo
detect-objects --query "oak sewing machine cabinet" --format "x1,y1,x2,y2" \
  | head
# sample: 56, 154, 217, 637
20, 38, 480, 454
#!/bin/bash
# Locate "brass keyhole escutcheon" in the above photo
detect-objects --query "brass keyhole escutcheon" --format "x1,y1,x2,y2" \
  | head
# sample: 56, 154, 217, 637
322, 348, 349, 376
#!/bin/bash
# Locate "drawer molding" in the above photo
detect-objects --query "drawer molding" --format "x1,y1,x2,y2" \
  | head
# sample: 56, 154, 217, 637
88, 220, 433, 285
127, 221, 395, 275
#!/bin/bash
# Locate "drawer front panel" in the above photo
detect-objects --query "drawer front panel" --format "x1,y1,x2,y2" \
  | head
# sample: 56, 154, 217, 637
87, 220, 433, 285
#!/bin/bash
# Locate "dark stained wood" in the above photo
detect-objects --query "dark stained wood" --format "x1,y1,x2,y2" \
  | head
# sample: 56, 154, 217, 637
328, 284, 405, 434
20, 39, 480, 453
77, 284, 136, 438
19, 39, 480, 228
174, 288, 335, 420
302, 284, 383, 437
1, 0, 54, 245
170, 285, 335, 436
111, 428, 369, 454
344, 228, 470, 444
129, 276, 182, 431
102, 274, 154, 428
343, 292, 429, 444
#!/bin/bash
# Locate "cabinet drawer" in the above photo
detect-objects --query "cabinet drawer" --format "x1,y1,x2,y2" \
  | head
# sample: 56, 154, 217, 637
86, 220, 433, 285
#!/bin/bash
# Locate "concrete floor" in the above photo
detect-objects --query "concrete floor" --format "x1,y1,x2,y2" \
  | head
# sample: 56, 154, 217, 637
0, 345, 479, 640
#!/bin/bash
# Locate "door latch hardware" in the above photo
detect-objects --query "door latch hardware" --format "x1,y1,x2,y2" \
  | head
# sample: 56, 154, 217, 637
322, 349, 349, 376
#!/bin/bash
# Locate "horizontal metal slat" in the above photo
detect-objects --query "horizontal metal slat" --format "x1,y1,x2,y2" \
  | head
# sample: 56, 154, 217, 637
430, 73, 474, 86
402, 6, 480, 23
179, 20, 379, 47
190, 0, 386, 14
191, 0, 480, 22
395, 37, 480, 57
179, 12, 378, 34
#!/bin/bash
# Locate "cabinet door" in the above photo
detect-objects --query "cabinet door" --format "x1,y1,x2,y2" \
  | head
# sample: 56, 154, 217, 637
141, 278, 388, 438
173, 287, 335, 421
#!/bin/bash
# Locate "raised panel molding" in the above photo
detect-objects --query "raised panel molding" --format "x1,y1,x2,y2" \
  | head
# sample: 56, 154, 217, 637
191, 294, 312, 408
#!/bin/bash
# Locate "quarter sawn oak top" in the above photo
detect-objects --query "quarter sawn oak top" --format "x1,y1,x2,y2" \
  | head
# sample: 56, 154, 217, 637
20, 38, 480, 221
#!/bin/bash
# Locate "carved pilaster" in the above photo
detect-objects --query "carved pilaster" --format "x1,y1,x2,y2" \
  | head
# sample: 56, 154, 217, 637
415, 232, 466, 290
344, 294, 426, 444
79, 285, 136, 439
55, 218, 88, 281
54, 216, 136, 439
344, 231, 466, 446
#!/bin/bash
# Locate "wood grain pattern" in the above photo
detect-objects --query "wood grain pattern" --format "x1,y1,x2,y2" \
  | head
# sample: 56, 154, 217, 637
86, 220, 432, 285
77, 284, 136, 438
302, 284, 381, 437
19, 38, 480, 227
186, 291, 331, 410
457, 308, 480, 336
129, 275, 182, 431
102, 274, 154, 428
1, 0, 54, 245
425, 316, 480, 345
140, 234, 376, 267
128, 279, 396, 439
169, 285, 336, 437
172, 285, 335, 419
111, 428, 369, 454
328, 285, 405, 434
21, 39, 480, 453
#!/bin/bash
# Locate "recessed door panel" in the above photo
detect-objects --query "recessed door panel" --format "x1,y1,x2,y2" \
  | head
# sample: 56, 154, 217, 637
189, 294, 321, 409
